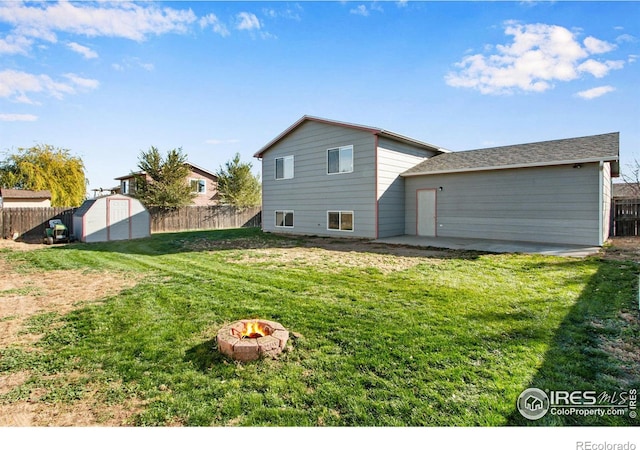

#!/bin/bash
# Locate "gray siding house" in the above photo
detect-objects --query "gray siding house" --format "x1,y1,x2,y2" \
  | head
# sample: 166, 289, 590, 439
254, 116, 444, 238
255, 116, 619, 246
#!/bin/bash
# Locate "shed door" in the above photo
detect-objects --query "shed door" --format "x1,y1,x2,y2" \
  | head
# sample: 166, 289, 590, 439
417, 189, 436, 237
108, 199, 131, 241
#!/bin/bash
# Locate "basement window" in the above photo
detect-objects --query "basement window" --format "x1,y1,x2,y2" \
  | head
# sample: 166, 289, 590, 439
275, 211, 294, 228
327, 211, 353, 231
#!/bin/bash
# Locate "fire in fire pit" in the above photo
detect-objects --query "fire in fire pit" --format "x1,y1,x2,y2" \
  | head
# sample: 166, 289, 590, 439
242, 321, 267, 339
217, 319, 289, 362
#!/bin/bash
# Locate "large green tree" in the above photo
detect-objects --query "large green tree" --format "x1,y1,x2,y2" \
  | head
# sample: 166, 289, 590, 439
133, 146, 195, 208
215, 153, 261, 208
0, 144, 87, 207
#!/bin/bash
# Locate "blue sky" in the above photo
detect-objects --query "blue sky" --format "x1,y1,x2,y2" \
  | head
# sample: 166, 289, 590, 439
0, 1, 638, 192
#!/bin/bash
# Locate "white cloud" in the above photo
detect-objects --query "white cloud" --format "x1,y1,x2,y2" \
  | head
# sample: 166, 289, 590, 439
576, 85, 615, 100
616, 34, 637, 44
583, 36, 615, 54
446, 22, 624, 95
350, 5, 369, 17
0, 113, 38, 122
199, 13, 229, 37
111, 57, 154, 72
67, 42, 97, 59
0, 1, 197, 55
0, 69, 97, 103
236, 12, 261, 31
577, 59, 624, 78
64, 73, 100, 90
0, 33, 32, 55
262, 5, 302, 21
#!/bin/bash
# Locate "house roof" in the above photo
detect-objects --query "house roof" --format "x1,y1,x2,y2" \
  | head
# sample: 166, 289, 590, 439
114, 162, 217, 181
0, 188, 52, 199
253, 115, 448, 158
613, 183, 639, 198
402, 132, 620, 177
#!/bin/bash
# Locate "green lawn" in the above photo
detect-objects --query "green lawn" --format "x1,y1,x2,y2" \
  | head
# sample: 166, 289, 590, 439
1, 228, 638, 426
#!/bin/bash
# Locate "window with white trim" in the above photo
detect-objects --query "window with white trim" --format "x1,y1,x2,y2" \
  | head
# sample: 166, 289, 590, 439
275, 156, 294, 180
327, 211, 353, 231
327, 145, 353, 174
121, 180, 130, 194
275, 211, 294, 228
190, 178, 206, 194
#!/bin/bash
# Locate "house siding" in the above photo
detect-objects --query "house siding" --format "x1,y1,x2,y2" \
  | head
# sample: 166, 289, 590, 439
405, 163, 602, 246
261, 120, 377, 238
376, 137, 434, 238
189, 168, 219, 206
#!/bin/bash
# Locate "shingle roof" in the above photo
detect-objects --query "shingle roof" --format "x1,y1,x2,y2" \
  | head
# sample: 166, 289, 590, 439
402, 132, 620, 177
114, 162, 217, 181
254, 115, 448, 158
0, 188, 52, 199
613, 183, 639, 198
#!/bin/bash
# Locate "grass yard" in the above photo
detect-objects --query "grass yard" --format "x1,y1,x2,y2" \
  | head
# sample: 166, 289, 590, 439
0, 228, 638, 426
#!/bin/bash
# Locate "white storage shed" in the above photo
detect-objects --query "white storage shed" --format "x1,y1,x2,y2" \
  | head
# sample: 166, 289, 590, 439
73, 194, 150, 243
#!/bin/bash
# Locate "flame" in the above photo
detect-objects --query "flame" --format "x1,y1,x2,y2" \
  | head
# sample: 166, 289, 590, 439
242, 321, 266, 339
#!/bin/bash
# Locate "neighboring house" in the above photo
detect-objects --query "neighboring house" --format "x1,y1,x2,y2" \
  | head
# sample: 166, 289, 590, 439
0, 188, 52, 208
255, 116, 620, 246
613, 183, 639, 198
114, 162, 219, 206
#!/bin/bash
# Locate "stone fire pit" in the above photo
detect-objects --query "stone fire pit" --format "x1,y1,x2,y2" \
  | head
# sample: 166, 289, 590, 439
217, 319, 289, 362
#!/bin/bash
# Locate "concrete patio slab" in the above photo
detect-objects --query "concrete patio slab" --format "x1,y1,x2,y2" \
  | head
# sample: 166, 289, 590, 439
374, 235, 601, 258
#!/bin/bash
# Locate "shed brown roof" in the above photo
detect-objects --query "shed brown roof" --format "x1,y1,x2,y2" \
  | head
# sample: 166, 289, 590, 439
0, 188, 52, 199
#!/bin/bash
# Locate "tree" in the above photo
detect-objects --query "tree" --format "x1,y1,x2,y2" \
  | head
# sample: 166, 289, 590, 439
133, 146, 195, 208
0, 144, 87, 207
215, 153, 261, 208
621, 157, 640, 197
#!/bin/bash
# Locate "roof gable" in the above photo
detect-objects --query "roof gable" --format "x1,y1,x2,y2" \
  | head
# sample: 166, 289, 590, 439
254, 115, 447, 158
402, 132, 620, 177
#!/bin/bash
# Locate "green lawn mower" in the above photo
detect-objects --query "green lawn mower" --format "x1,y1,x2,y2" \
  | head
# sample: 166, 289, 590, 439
43, 219, 71, 244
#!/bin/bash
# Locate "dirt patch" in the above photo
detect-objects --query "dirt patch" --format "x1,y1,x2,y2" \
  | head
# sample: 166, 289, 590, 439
0, 243, 143, 426
600, 237, 640, 263
191, 235, 458, 274
228, 246, 443, 274
0, 383, 144, 426
0, 258, 140, 349
0, 238, 49, 251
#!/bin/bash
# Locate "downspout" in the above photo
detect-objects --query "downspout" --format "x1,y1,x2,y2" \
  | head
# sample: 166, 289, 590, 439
598, 161, 604, 246
374, 134, 379, 239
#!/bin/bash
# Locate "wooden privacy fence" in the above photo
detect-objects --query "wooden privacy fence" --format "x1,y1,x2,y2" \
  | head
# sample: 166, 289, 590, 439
1, 205, 262, 240
1, 207, 76, 240
612, 198, 640, 237
148, 206, 262, 233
